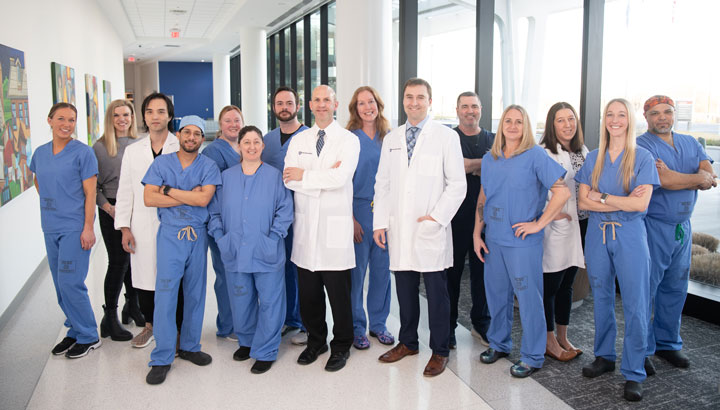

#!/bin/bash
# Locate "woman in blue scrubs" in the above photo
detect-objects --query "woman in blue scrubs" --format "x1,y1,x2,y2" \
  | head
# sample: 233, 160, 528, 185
575, 98, 659, 402
472, 105, 570, 378
30, 103, 101, 359
345, 86, 394, 350
208, 126, 293, 374
201, 105, 244, 339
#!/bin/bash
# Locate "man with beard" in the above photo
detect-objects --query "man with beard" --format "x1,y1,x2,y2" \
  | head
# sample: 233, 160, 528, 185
447, 92, 494, 349
141, 115, 221, 385
262, 87, 309, 344
637, 95, 716, 376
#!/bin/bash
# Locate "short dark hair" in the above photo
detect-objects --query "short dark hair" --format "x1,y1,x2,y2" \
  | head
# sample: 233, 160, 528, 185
141, 92, 175, 132
402, 78, 432, 100
273, 86, 299, 105
456, 91, 480, 107
48, 102, 77, 118
238, 125, 264, 142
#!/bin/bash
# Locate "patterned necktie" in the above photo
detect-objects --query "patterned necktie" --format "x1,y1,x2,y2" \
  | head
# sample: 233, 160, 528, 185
406, 126, 419, 164
316, 129, 325, 156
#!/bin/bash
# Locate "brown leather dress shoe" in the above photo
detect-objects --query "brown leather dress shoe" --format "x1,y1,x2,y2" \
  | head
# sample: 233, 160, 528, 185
378, 343, 419, 363
423, 354, 449, 377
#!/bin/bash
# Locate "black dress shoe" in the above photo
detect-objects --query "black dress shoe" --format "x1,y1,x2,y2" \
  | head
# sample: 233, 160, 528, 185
297, 344, 329, 365
644, 357, 656, 376
233, 346, 251, 361
449, 334, 457, 350
178, 350, 212, 366
510, 360, 539, 378
251, 360, 274, 374
146, 365, 171, 385
324, 351, 350, 372
624, 380, 643, 401
582, 357, 615, 378
655, 349, 690, 368
479, 348, 509, 364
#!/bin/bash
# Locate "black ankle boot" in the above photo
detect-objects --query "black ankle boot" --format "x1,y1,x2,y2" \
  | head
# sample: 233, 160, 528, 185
101, 305, 133, 341
121, 292, 145, 327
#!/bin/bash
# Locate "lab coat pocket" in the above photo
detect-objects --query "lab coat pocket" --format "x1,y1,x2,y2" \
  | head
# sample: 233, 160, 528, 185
326, 216, 352, 249
549, 218, 572, 236
256, 234, 280, 265
417, 154, 442, 177
414, 220, 444, 250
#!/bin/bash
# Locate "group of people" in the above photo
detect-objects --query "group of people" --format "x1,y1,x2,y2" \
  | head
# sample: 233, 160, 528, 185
32, 75, 715, 401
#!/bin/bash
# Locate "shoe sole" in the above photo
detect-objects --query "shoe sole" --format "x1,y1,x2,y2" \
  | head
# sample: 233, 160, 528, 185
291, 338, 308, 346
66, 340, 102, 359
52, 344, 75, 355
479, 353, 509, 364
132, 335, 155, 348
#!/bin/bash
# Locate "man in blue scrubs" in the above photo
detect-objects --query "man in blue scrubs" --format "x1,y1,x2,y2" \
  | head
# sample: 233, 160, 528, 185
637, 95, 716, 374
262, 87, 309, 344
447, 92, 494, 349
141, 115, 221, 385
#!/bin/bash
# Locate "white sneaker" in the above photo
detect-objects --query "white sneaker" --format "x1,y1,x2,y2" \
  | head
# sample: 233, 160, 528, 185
291, 330, 308, 345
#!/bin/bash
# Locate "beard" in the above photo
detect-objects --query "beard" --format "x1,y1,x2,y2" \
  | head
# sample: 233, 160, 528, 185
181, 141, 201, 153
275, 109, 297, 122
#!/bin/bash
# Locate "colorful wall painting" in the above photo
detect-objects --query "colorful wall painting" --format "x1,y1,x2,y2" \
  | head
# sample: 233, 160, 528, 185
103, 80, 111, 116
50, 62, 77, 138
85, 74, 100, 145
0, 43, 33, 207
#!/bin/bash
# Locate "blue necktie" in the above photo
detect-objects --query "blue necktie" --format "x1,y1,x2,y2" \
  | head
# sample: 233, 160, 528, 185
316, 130, 325, 156
406, 126, 419, 164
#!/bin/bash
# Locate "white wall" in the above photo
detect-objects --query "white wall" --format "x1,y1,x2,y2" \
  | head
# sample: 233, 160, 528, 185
0, 0, 126, 317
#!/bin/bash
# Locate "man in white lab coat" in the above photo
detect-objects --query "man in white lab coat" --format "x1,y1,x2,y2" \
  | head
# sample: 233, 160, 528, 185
283, 85, 360, 372
373, 78, 466, 377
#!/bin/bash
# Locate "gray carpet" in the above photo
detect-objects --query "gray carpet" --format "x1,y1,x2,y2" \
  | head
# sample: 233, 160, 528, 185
425, 271, 720, 409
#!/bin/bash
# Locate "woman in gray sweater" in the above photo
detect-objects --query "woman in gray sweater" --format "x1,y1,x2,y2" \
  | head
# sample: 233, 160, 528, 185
92, 99, 141, 341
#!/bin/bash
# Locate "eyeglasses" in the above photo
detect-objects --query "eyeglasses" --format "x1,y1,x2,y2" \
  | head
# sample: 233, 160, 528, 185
180, 129, 203, 138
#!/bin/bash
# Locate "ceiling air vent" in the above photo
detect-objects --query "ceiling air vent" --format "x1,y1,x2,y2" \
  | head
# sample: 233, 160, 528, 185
164, 45, 181, 47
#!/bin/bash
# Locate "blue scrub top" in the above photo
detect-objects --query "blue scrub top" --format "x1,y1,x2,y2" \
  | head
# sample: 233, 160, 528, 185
481, 145, 566, 247
351, 129, 383, 202
142, 153, 221, 228
262, 124, 309, 171
575, 147, 660, 222
637, 131, 713, 224
29, 139, 98, 233
208, 163, 293, 273
201, 138, 241, 172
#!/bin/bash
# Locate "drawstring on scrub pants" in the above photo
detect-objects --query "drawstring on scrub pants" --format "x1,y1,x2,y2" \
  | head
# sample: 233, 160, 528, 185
599, 221, 622, 244
178, 226, 198, 241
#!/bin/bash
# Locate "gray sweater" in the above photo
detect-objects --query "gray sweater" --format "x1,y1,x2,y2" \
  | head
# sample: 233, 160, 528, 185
92, 136, 138, 207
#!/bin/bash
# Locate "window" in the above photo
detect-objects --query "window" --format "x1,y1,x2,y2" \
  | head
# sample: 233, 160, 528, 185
328, 2, 337, 92
296, 20, 305, 123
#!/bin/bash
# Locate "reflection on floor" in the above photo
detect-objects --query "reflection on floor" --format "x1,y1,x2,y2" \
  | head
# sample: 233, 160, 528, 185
1, 236, 570, 410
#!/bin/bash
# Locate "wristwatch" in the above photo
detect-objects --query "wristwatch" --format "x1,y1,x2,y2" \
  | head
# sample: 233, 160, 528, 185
163, 185, 172, 196
600, 193, 609, 204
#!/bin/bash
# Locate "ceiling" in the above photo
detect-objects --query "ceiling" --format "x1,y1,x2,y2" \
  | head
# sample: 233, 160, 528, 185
97, 0, 327, 63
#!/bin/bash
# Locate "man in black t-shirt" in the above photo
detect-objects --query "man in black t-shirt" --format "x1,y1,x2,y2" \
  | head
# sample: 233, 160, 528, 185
448, 91, 494, 349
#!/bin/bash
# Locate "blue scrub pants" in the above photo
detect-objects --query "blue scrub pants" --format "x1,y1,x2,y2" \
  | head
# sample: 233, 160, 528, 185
208, 236, 233, 336
395, 270, 450, 356
586, 218, 649, 382
150, 225, 208, 366
283, 227, 303, 329
645, 217, 691, 354
484, 242, 545, 368
44, 231, 98, 343
227, 269, 286, 361
351, 200, 391, 337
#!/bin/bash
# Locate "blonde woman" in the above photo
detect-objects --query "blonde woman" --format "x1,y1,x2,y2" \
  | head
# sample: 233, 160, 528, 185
473, 105, 570, 378
575, 98, 659, 402
92, 99, 141, 341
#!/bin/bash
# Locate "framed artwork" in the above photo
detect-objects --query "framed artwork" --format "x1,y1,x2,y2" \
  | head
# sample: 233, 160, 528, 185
103, 80, 111, 116
50, 62, 77, 139
0, 43, 33, 207
85, 74, 100, 145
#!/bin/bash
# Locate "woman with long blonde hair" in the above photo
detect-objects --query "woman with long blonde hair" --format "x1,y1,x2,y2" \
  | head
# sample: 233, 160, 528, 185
575, 98, 659, 402
345, 86, 394, 349
473, 105, 570, 378
92, 99, 141, 342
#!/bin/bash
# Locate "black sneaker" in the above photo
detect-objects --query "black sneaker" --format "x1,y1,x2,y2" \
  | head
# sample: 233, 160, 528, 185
178, 350, 212, 366
655, 349, 690, 368
251, 360, 274, 374
65, 340, 102, 359
52, 337, 76, 355
146, 365, 171, 385
582, 357, 615, 378
624, 380, 643, 401
644, 357, 656, 376
233, 346, 251, 361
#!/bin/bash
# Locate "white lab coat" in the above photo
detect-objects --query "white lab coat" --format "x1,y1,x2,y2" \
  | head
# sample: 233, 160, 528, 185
114, 133, 179, 290
373, 119, 466, 272
541, 143, 587, 272
283, 121, 360, 271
